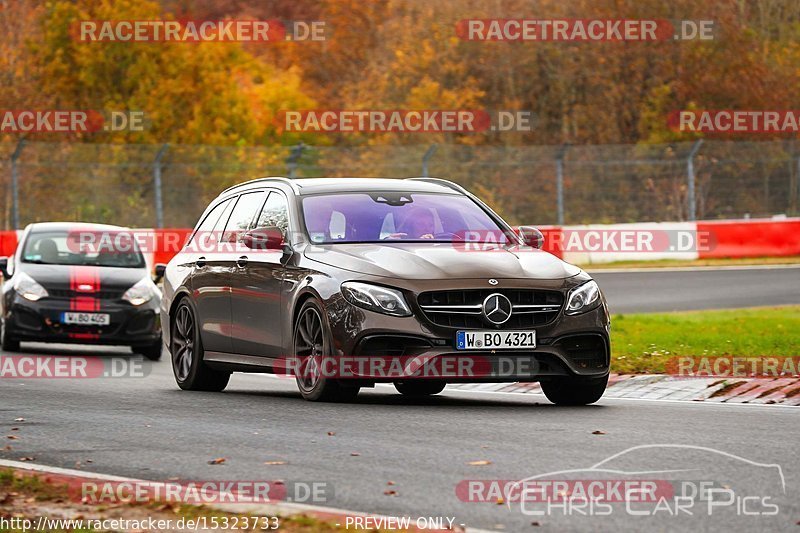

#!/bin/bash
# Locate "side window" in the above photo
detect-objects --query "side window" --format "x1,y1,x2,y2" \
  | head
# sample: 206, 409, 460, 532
223, 191, 268, 244
189, 198, 231, 247
254, 192, 290, 239
212, 198, 236, 233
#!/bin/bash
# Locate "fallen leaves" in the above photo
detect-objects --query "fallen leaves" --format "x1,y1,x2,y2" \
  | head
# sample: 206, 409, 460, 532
263, 461, 287, 465
6, 435, 18, 440
467, 460, 492, 466
383, 489, 398, 496
18, 457, 35, 462
591, 430, 606, 435
327, 431, 335, 436
13, 418, 24, 422
207, 457, 226, 465
350, 452, 361, 457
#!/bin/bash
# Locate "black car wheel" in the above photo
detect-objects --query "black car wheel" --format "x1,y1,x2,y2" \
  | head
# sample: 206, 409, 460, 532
540, 374, 608, 406
170, 299, 230, 391
394, 380, 446, 397
0, 318, 20, 352
293, 299, 359, 402
134, 341, 163, 361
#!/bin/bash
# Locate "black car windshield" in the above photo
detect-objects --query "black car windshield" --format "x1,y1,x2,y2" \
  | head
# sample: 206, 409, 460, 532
302, 192, 511, 244
22, 230, 146, 268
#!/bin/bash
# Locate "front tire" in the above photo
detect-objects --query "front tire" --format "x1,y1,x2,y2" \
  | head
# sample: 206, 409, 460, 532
293, 299, 359, 402
170, 299, 230, 392
134, 341, 163, 361
394, 380, 446, 397
541, 374, 608, 406
1, 318, 20, 352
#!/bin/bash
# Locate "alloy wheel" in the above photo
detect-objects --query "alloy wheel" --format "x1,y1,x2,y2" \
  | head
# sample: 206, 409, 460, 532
172, 305, 194, 381
294, 307, 325, 390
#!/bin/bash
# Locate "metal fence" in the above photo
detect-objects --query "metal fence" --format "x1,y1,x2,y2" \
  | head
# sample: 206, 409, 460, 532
1, 140, 798, 229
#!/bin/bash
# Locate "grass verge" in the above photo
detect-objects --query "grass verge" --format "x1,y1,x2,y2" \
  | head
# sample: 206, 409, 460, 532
611, 306, 800, 373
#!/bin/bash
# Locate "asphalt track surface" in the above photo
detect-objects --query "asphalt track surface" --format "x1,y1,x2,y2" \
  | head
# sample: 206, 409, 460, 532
2, 342, 799, 532
1, 266, 799, 531
591, 265, 800, 313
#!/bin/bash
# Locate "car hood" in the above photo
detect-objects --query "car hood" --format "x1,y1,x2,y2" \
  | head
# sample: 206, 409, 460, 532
304, 243, 581, 280
19, 263, 146, 292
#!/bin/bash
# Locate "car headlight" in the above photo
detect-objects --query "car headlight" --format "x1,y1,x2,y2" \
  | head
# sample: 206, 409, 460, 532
565, 280, 601, 315
122, 277, 161, 306
341, 281, 412, 317
14, 272, 48, 302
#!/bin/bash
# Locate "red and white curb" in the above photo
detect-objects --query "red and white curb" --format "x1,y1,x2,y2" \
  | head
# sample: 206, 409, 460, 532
0, 460, 491, 533
448, 374, 800, 405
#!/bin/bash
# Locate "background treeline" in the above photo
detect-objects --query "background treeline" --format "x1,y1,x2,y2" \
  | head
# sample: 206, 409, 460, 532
4, 0, 800, 146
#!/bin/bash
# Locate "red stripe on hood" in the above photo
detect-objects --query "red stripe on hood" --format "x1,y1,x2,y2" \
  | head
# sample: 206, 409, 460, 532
69, 266, 101, 312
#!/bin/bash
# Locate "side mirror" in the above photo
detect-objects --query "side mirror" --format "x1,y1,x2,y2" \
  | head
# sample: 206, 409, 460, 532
153, 263, 167, 283
243, 227, 284, 251
517, 226, 544, 249
0, 257, 8, 280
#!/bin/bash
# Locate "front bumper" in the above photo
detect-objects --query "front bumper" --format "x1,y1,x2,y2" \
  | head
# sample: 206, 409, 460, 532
4, 295, 161, 347
324, 280, 610, 383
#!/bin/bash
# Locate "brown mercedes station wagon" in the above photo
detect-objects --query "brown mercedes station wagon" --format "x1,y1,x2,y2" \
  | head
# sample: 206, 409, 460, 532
161, 178, 610, 404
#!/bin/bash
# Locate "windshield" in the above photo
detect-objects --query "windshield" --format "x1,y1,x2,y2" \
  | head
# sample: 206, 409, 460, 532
22, 230, 146, 268
302, 192, 510, 244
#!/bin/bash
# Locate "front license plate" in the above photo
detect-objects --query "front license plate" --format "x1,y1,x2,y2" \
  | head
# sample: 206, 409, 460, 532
456, 330, 536, 350
61, 312, 110, 326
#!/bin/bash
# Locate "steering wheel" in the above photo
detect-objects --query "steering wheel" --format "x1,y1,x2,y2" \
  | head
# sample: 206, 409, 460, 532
432, 232, 462, 241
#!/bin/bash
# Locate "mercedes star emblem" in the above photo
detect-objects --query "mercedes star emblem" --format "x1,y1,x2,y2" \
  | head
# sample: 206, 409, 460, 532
482, 293, 513, 325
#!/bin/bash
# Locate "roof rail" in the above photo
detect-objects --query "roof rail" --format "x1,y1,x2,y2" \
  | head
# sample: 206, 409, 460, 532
405, 177, 470, 195
219, 176, 298, 196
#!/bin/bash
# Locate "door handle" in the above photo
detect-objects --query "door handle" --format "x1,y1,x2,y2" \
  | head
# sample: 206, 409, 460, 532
195, 256, 207, 268
237, 256, 248, 268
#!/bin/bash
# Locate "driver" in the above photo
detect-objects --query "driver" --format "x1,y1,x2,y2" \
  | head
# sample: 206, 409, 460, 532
392, 207, 436, 239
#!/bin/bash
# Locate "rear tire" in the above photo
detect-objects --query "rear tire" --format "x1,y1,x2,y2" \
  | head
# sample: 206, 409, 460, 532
541, 374, 608, 406
394, 380, 446, 397
293, 299, 360, 402
134, 341, 163, 361
1, 319, 20, 352
170, 299, 230, 392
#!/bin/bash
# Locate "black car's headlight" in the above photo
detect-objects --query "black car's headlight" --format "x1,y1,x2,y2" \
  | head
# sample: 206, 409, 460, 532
14, 272, 48, 302
341, 281, 412, 317
122, 277, 161, 306
565, 280, 601, 315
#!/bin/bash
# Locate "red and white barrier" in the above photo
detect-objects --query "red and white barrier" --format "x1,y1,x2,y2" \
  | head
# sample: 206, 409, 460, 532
542, 217, 800, 264
0, 218, 796, 268
696, 218, 800, 259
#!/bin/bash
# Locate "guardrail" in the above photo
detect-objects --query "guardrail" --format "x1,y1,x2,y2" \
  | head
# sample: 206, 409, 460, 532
541, 217, 800, 264
0, 218, 796, 268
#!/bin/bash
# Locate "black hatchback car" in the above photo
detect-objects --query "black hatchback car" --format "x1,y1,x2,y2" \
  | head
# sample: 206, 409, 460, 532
0, 222, 163, 359
162, 178, 610, 404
